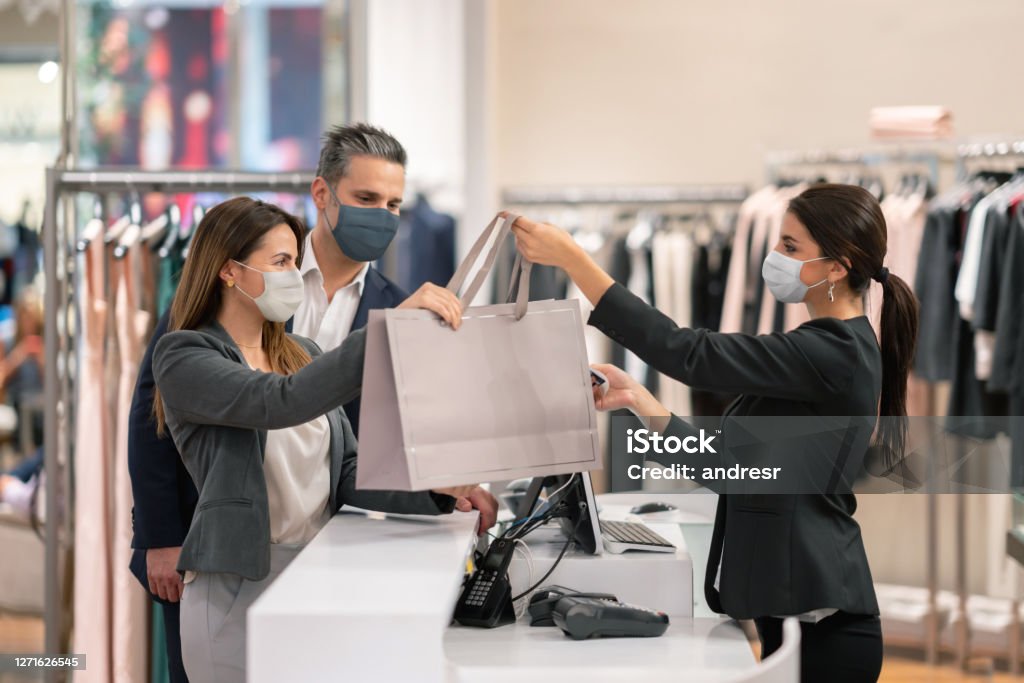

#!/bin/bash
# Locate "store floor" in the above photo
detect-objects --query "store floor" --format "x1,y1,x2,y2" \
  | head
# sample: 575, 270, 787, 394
0, 614, 1018, 681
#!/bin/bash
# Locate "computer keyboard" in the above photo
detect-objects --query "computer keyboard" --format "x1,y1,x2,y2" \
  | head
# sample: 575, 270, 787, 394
600, 519, 676, 552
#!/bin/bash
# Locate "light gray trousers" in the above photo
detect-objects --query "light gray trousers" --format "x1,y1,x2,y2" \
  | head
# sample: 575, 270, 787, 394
180, 544, 303, 683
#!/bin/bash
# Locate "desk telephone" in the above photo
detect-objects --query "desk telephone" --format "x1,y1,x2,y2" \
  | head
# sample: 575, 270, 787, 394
453, 537, 517, 628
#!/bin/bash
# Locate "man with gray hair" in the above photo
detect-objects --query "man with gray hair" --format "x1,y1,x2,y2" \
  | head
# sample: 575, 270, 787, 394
128, 123, 498, 683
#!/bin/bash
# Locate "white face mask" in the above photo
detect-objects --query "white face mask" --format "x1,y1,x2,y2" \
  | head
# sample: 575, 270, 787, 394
232, 260, 304, 322
761, 251, 831, 304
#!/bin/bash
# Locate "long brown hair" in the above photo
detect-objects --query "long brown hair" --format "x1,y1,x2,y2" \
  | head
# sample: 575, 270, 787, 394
154, 196, 311, 434
788, 184, 920, 465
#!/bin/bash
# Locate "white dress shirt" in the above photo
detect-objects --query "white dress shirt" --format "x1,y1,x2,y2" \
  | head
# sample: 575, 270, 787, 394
292, 233, 370, 351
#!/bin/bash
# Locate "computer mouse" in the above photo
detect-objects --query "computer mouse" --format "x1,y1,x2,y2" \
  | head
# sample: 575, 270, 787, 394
630, 501, 677, 515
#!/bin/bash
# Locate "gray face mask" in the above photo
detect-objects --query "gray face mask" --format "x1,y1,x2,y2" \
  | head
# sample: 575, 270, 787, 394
761, 251, 831, 304
232, 260, 304, 322
324, 185, 400, 262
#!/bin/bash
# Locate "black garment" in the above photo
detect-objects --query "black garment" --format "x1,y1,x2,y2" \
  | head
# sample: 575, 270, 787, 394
690, 235, 737, 417
991, 204, 1024, 487
604, 236, 649, 491
392, 195, 456, 293
588, 283, 881, 619
991, 203, 1024, 395
741, 220, 765, 335
946, 198, 1009, 437
755, 612, 882, 683
913, 205, 960, 381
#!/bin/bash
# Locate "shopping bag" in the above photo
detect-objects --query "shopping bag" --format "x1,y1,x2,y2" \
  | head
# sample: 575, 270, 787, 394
357, 213, 602, 491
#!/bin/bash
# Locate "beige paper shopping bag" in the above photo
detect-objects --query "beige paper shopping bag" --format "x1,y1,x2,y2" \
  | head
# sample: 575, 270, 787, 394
357, 213, 602, 491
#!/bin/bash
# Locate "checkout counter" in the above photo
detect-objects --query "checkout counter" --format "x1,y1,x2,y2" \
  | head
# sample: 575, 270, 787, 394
248, 492, 756, 682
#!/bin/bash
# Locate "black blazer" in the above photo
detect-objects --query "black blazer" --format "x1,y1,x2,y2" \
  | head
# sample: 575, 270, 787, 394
128, 267, 408, 599
588, 283, 882, 620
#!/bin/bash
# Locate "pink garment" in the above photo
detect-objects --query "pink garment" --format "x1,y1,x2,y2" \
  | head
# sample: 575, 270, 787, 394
720, 186, 775, 334
873, 193, 930, 415
112, 243, 151, 683
73, 238, 112, 683
869, 106, 953, 140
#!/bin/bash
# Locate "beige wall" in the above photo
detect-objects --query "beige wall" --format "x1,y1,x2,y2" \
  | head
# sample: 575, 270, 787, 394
494, 0, 1024, 189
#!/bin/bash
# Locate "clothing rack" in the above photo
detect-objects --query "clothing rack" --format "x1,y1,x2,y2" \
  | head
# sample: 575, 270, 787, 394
501, 184, 749, 206
955, 139, 1024, 180
41, 167, 316, 678
764, 145, 953, 188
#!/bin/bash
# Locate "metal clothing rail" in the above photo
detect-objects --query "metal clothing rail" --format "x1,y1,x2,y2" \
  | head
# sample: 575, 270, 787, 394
764, 145, 954, 187
955, 139, 1024, 181
42, 166, 316, 681
502, 184, 750, 206
957, 139, 1024, 158
51, 168, 317, 193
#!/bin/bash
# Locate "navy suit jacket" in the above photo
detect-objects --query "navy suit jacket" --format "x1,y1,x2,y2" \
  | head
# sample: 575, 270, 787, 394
128, 267, 408, 600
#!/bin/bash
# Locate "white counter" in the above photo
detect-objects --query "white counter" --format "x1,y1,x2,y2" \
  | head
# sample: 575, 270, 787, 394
248, 494, 756, 683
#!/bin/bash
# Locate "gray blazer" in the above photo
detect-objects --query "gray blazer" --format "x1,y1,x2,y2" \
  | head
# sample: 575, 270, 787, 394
152, 321, 452, 581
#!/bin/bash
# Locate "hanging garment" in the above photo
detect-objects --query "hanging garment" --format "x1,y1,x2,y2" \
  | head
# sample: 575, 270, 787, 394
393, 195, 457, 292
112, 242, 152, 683
691, 228, 737, 417
913, 203, 962, 382
73, 236, 113, 683
721, 185, 775, 334
873, 192, 930, 416
945, 196, 1009, 438
652, 230, 693, 416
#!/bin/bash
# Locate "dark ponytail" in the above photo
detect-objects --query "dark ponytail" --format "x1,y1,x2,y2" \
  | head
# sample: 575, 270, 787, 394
875, 271, 919, 464
788, 184, 919, 469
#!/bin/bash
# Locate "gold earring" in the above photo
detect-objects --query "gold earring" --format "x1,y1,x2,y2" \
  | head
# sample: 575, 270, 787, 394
827, 281, 835, 303
227, 279, 235, 288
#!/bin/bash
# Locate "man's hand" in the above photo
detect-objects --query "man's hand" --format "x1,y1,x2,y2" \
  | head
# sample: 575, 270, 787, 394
146, 546, 184, 603
398, 283, 463, 330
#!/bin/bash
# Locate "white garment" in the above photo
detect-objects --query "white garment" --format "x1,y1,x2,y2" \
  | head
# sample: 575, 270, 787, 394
954, 192, 996, 322
0, 474, 36, 517
651, 231, 693, 416
292, 233, 370, 350
263, 415, 332, 545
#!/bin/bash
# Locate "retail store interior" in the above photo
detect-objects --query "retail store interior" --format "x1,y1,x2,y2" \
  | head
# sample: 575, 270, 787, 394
1, 0, 1024, 681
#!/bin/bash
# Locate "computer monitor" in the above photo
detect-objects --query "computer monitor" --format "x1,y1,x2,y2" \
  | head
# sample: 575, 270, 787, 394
514, 472, 603, 555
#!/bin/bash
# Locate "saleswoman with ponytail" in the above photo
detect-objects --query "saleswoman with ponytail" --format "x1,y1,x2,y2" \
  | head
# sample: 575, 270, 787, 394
508, 184, 919, 682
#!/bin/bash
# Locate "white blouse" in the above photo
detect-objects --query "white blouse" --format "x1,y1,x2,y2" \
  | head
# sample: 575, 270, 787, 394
263, 414, 332, 545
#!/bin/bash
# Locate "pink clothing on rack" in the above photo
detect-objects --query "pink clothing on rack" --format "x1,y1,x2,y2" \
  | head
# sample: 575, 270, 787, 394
73, 237, 113, 683
112, 243, 151, 683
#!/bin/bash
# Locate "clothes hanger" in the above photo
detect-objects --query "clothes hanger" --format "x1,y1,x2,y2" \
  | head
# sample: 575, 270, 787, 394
104, 195, 139, 245
181, 203, 205, 260
76, 196, 105, 252
157, 201, 185, 259
113, 201, 144, 259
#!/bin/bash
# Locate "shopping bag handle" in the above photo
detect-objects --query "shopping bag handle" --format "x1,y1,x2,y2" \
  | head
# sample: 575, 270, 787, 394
446, 212, 532, 320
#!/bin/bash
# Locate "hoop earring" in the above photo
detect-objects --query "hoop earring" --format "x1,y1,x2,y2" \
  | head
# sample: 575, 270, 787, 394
827, 281, 835, 303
